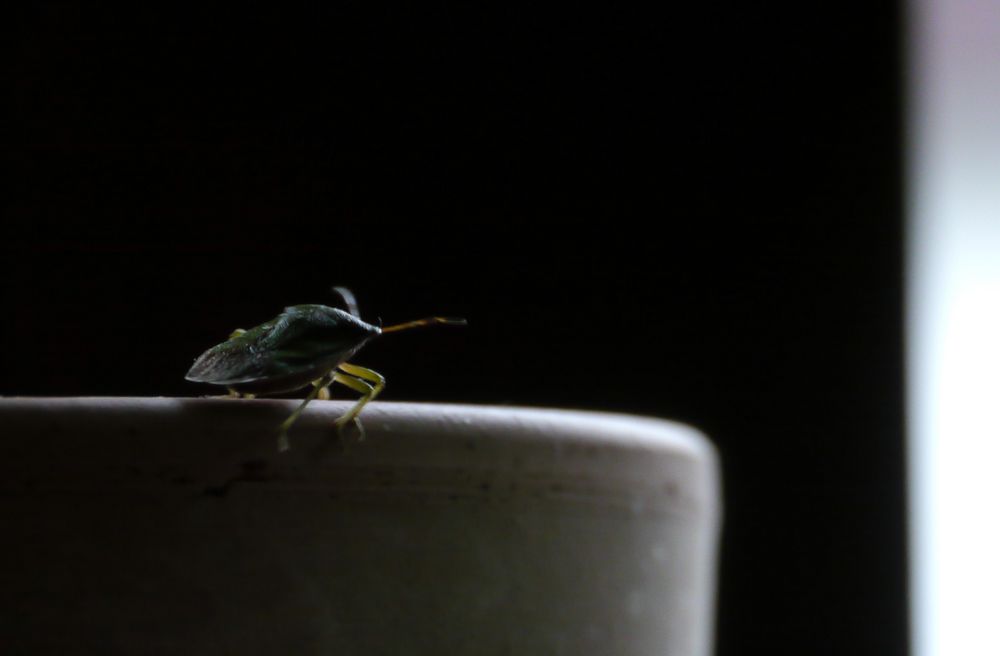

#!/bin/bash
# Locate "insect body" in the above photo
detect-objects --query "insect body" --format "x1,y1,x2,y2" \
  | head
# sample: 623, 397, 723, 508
186, 287, 465, 451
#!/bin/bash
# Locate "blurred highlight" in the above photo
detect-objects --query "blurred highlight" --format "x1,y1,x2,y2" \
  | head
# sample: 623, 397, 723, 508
908, 1, 1000, 655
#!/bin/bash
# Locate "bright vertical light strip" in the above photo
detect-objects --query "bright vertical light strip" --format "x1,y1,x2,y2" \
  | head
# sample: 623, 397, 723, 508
908, 0, 1000, 655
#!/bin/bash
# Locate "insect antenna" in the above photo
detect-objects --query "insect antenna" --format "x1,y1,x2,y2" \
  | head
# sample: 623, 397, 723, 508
331, 286, 361, 318
381, 317, 467, 334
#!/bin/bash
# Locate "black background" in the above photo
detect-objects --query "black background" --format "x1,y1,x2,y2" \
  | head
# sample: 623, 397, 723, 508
5, 3, 906, 654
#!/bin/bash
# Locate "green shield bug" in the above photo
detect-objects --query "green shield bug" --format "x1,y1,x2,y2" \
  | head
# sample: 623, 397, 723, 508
186, 286, 466, 451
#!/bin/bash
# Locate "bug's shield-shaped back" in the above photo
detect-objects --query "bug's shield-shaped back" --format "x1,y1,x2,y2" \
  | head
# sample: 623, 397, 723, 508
186, 305, 379, 388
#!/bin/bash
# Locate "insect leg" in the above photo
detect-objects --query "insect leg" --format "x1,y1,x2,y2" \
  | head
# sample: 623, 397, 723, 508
276, 372, 335, 451
332, 364, 385, 438
311, 378, 331, 400
330, 373, 370, 438
338, 362, 386, 389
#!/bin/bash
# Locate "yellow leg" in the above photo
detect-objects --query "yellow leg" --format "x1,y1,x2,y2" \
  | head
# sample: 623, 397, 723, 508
312, 380, 331, 401
332, 363, 386, 439
337, 363, 385, 423
338, 362, 386, 390
330, 373, 372, 438
276, 373, 334, 452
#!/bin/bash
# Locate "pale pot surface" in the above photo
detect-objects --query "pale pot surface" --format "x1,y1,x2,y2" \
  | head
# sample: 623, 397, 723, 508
0, 398, 721, 656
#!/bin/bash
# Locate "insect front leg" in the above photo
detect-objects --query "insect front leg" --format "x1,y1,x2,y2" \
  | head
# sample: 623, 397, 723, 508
331, 363, 386, 439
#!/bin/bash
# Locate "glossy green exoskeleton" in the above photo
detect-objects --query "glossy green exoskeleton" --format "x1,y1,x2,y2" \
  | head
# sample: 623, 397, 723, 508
186, 287, 465, 451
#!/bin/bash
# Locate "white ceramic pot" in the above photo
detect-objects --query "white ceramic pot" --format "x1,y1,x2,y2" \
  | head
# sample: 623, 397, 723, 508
0, 398, 721, 655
